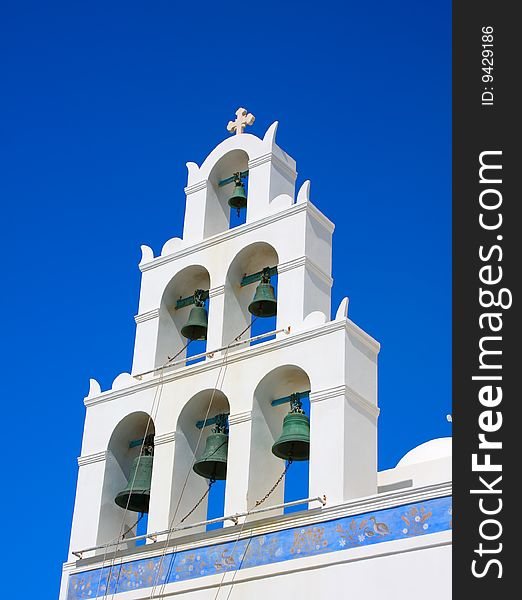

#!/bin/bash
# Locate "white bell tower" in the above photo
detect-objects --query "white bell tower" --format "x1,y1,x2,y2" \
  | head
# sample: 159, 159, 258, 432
60, 109, 385, 600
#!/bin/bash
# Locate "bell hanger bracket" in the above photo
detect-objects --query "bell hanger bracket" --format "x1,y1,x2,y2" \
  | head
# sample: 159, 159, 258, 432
196, 412, 230, 431
270, 390, 310, 408
218, 170, 249, 187
175, 288, 210, 310
128, 433, 155, 453
174, 269, 278, 309
241, 265, 278, 287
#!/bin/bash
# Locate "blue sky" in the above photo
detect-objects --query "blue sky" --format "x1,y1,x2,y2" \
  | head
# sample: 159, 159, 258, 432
0, 1, 450, 597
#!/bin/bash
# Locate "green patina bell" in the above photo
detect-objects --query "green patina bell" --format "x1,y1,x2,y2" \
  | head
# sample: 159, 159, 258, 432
115, 454, 153, 514
181, 306, 208, 340
248, 267, 277, 318
193, 416, 229, 480
228, 178, 247, 211
181, 289, 208, 340
272, 396, 310, 461
193, 432, 228, 480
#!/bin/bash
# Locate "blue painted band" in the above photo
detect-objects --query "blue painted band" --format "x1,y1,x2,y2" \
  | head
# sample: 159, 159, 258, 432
67, 495, 452, 599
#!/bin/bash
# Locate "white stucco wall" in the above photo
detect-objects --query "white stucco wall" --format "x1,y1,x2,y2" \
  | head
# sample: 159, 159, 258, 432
60, 118, 451, 600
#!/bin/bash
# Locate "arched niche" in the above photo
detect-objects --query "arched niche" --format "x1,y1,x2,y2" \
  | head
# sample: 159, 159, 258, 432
249, 365, 311, 520
97, 412, 155, 550
156, 265, 211, 368
170, 389, 230, 534
222, 242, 279, 347
204, 149, 250, 237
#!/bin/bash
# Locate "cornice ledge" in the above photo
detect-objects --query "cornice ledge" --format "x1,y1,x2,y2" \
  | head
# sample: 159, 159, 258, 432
310, 385, 379, 419
209, 285, 225, 298
305, 257, 333, 288
134, 308, 160, 324
328, 482, 452, 519
309, 385, 348, 404
345, 386, 380, 419
139, 202, 308, 273
77, 451, 107, 467
154, 431, 176, 446
306, 201, 335, 233
277, 256, 333, 289
184, 180, 208, 195
84, 320, 348, 407
344, 319, 381, 354
277, 255, 306, 273
228, 410, 253, 426
248, 152, 297, 181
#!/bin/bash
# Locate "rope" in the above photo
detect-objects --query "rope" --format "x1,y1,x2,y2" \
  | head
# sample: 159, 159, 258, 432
150, 318, 257, 599
150, 342, 236, 597
148, 349, 230, 598
102, 368, 165, 600
95, 340, 191, 599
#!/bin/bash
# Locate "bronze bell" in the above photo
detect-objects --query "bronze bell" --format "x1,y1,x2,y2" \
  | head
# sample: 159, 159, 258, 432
228, 175, 247, 212
115, 438, 154, 513
193, 415, 228, 480
181, 289, 208, 340
272, 395, 310, 461
248, 267, 277, 318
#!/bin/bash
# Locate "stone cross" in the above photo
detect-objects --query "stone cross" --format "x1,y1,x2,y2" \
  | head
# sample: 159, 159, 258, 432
227, 107, 255, 135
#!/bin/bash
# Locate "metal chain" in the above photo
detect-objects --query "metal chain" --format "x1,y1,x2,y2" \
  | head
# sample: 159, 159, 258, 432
121, 512, 145, 540
150, 317, 257, 599
100, 366, 166, 600
102, 341, 191, 599
212, 459, 294, 600
180, 478, 216, 524
254, 459, 293, 508
166, 339, 191, 364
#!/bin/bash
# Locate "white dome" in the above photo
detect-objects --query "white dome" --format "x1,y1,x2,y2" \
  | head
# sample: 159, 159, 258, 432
397, 437, 452, 467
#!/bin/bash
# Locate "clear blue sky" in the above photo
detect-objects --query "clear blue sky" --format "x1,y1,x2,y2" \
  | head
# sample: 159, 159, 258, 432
0, 1, 450, 597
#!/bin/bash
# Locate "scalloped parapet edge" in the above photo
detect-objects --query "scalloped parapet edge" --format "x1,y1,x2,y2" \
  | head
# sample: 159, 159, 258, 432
111, 372, 134, 391
186, 161, 201, 185
303, 310, 327, 327
139, 245, 154, 266
291, 310, 327, 333
161, 237, 183, 257
268, 193, 294, 214
296, 180, 311, 204
335, 297, 350, 319
263, 121, 279, 145
87, 378, 101, 398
